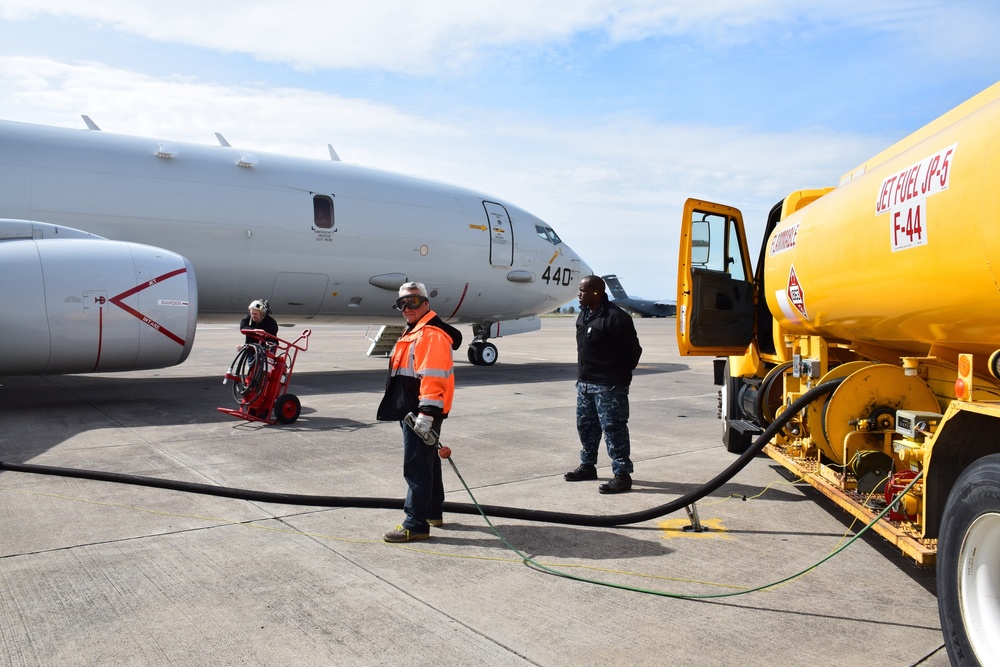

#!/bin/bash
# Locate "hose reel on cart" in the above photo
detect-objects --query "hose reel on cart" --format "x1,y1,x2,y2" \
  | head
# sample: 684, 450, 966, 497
219, 329, 311, 425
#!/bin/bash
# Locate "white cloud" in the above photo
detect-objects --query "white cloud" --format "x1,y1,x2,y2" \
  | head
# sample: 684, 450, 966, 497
1, 1, 997, 74
0, 57, 459, 156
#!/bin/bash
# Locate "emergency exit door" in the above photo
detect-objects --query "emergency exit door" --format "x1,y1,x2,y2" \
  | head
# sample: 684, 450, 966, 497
483, 201, 513, 267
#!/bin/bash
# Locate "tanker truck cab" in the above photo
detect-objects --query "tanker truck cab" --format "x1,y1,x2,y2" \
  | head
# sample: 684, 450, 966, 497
676, 81, 1000, 667
677, 192, 830, 454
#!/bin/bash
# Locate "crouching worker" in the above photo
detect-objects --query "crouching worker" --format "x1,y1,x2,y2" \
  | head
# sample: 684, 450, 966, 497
240, 299, 278, 344
377, 282, 462, 543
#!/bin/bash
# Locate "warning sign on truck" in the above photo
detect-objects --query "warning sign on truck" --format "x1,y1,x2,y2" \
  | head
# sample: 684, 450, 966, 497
787, 265, 806, 319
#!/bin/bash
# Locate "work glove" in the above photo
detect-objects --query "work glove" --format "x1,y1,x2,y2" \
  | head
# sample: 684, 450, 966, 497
413, 413, 434, 439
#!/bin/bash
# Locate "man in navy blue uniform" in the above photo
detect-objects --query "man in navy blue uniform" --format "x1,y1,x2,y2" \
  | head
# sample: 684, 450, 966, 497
564, 275, 643, 493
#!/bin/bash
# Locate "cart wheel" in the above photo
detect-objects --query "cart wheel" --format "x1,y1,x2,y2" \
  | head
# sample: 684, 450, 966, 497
273, 394, 301, 424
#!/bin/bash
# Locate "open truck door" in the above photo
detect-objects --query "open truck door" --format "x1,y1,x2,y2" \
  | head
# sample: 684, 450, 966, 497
676, 198, 755, 357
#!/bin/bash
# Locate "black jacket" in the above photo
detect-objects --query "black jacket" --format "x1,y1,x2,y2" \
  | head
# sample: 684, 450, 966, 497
239, 313, 279, 343
576, 295, 642, 386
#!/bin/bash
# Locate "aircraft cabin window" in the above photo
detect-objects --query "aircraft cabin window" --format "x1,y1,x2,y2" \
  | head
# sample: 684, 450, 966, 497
313, 195, 334, 229
535, 225, 562, 245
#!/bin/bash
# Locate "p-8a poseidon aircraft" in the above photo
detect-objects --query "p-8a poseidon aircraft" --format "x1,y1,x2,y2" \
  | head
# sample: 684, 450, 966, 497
0, 118, 590, 375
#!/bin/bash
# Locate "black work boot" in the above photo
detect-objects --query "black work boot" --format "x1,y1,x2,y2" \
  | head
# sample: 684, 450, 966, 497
564, 464, 598, 481
599, 474, 632, 494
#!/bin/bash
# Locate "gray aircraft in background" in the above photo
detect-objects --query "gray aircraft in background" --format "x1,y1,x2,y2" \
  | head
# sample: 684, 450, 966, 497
601, 274, 676, 317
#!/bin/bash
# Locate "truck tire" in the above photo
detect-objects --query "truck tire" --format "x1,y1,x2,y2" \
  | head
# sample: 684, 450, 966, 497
937, 453, 1000, 667
720, 360, 753, 454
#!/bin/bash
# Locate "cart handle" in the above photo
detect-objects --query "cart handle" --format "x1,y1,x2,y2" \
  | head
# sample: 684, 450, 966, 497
240, 328, 311, 352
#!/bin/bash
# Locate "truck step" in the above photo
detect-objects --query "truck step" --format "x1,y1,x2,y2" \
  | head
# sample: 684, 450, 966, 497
729, 419, 763, 435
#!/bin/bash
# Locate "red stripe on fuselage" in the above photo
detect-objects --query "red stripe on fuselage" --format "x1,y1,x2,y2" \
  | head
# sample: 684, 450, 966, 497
446, 283, 469, 321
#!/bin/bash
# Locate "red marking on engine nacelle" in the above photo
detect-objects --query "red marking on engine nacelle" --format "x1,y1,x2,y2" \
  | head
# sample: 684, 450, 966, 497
107, 267, 188, 346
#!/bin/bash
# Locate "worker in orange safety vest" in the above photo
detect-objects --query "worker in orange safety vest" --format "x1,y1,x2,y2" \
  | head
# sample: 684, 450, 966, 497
377, 281, 462, 543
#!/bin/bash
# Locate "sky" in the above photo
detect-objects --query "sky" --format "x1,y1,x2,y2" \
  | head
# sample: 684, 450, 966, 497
0, 1, 997, 301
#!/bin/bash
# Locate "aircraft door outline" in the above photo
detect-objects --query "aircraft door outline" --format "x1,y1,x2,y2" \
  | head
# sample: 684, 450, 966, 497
483, 201, 513, 267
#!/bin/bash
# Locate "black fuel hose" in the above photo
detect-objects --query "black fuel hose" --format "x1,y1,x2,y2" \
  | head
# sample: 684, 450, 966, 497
0, 378, 844, 527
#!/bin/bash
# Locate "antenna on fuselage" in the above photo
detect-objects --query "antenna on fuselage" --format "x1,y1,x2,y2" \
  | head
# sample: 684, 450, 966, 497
328, 144, 340, 162
81, 115, 101, 131
215, 132, 232, 147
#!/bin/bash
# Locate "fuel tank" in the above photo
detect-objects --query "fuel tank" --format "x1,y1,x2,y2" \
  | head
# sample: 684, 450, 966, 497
763, 83, 1000, 359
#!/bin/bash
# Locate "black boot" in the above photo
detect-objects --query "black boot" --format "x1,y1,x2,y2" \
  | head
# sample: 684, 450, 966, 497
564, 464, 597, 481
599, 474, 632, 494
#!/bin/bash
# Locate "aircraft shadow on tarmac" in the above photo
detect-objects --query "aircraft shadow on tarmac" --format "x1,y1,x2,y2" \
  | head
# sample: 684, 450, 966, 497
291, 359, 685, 391
0, 360, 687, 464
0, 360, 687, 424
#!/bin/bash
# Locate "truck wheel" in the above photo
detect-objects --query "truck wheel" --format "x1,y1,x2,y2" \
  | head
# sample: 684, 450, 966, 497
273, 394, 301, 424
720, 360, 753, 454
937, 453, 1000, 667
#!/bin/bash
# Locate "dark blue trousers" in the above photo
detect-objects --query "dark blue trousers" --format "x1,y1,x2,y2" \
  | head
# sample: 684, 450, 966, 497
400, 420, 444, 531
576, 382, 634, 476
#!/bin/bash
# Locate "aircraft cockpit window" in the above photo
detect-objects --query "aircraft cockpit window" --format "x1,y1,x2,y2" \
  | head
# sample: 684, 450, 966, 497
313, 195, 334, 229
535, 225, 562, 245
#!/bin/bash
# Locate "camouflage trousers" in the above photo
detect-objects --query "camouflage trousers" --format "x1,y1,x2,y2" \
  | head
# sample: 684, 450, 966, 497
576, 382, 633, 476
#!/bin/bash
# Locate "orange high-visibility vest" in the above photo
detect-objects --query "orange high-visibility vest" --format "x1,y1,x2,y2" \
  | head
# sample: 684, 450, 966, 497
387, 310, 455, 416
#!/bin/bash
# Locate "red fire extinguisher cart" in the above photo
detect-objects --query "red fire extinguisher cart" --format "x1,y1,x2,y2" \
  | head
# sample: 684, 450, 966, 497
218, 328, 311, 425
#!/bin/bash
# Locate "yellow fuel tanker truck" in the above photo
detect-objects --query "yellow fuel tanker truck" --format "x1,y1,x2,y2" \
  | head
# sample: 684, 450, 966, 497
677, 82, 1000, 667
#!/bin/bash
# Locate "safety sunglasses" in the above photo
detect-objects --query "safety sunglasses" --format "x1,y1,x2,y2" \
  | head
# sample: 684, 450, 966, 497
395, 294, 428, 310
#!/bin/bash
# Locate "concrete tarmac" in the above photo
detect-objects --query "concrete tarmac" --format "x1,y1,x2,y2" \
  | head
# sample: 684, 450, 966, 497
1, 318, 950, 666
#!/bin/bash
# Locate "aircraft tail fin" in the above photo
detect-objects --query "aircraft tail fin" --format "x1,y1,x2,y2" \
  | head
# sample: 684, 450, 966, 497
602, 274, 629, 300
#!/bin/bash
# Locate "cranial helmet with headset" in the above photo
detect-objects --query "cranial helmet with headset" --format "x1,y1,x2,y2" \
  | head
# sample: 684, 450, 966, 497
249, 299, 270, 316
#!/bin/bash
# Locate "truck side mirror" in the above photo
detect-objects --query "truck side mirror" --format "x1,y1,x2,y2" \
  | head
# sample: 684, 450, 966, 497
691, 220, 710, 265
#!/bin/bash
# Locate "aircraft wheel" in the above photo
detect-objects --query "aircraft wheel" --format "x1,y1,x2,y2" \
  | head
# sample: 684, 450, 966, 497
937, 453, 1000, 667
478, 342, 498, 366
467, 344, 481, 365
273, 394, 301, 424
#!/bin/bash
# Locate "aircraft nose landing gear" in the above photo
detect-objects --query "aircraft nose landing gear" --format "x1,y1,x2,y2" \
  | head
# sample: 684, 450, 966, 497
468, 340, 498, 366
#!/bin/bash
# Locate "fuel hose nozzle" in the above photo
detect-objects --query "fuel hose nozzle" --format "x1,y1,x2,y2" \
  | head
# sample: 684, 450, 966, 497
404, 412, 440, 446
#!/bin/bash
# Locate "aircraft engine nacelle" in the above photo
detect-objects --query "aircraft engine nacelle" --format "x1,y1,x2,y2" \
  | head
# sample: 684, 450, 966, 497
0, 235, 198, 375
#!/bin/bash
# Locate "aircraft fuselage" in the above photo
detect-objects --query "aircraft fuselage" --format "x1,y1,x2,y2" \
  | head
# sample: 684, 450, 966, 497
0, 119, 589, 374
0, 120, 586, 323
